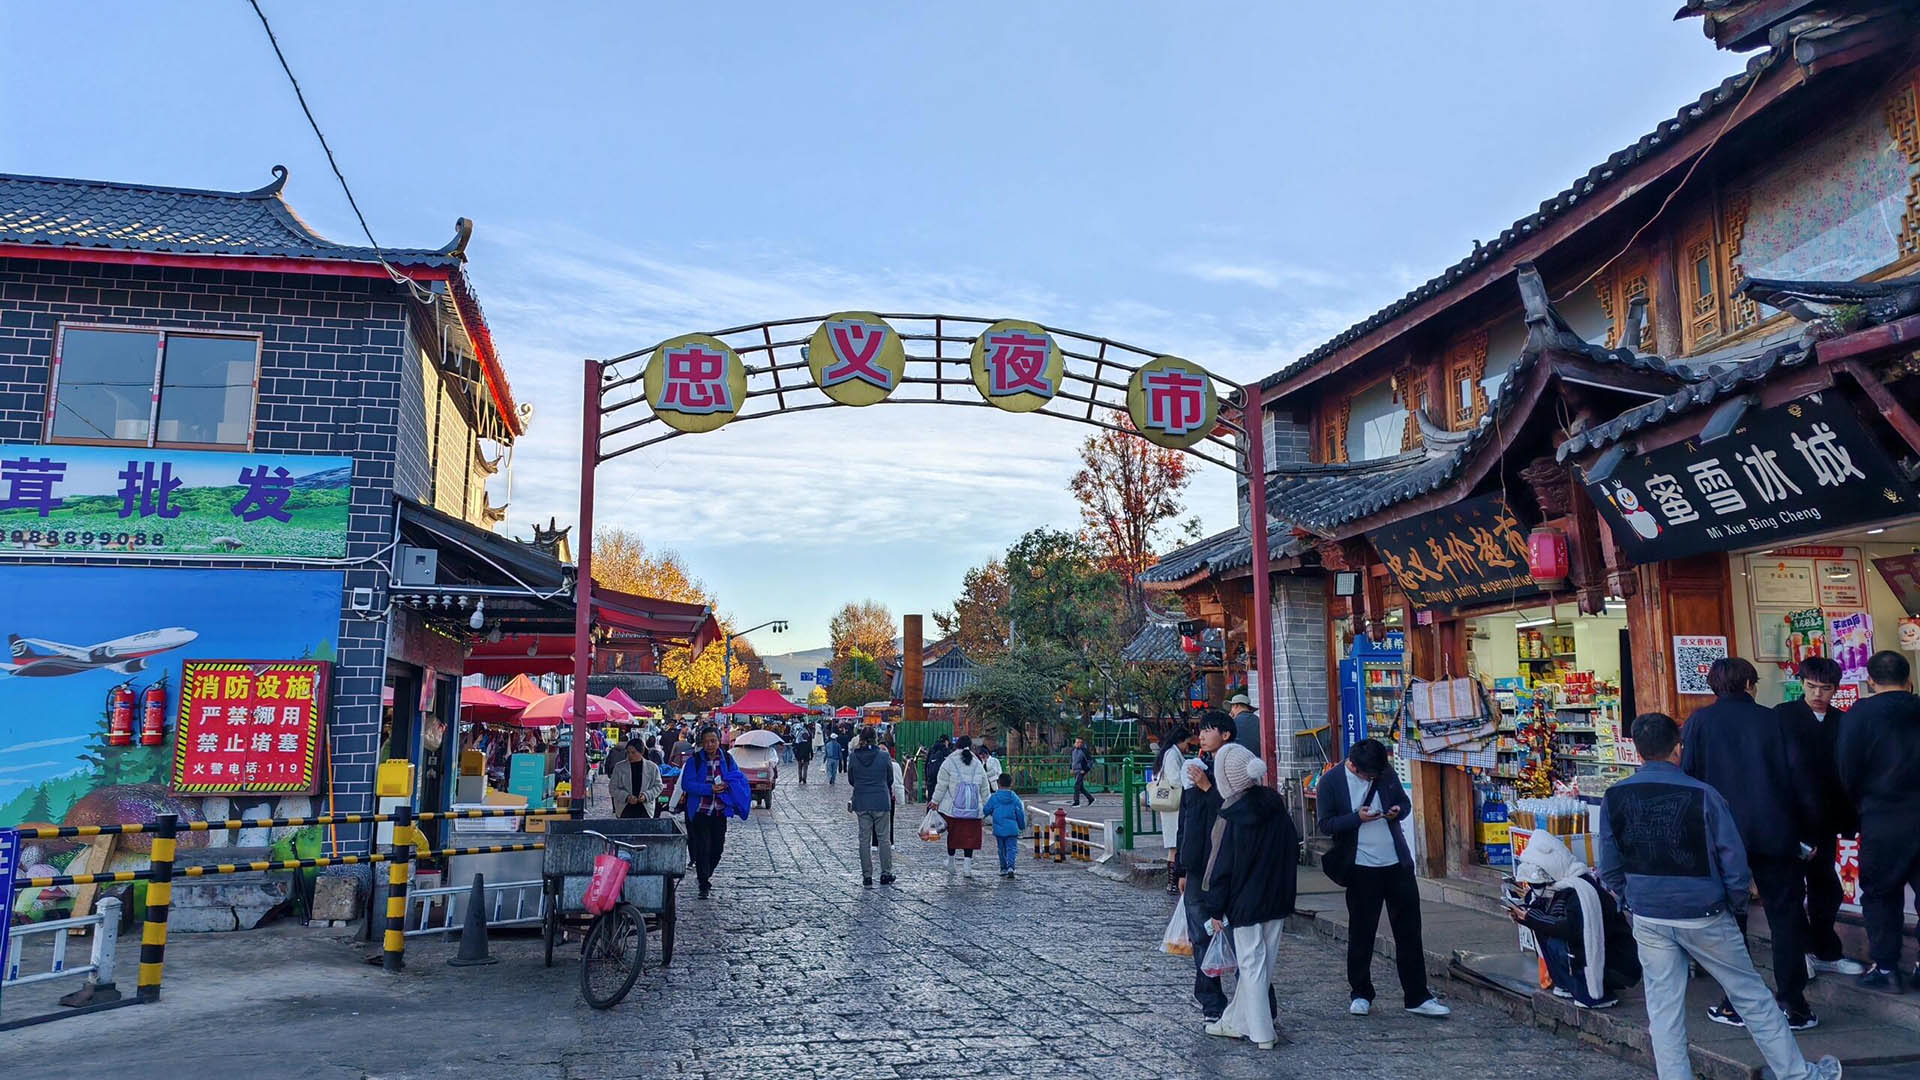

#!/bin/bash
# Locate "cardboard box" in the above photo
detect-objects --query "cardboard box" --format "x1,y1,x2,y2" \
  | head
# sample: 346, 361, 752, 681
1478, 821, 1511, 845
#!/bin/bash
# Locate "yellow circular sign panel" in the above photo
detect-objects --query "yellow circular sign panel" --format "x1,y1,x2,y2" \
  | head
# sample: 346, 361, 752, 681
807, 311, 906, 407
969, 319, 1063, 413
644, 333, 748, 433
1126, 356, 1220, 450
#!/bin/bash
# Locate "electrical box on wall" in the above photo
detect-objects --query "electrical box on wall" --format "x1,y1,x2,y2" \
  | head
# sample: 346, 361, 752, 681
396, 546, 438, 586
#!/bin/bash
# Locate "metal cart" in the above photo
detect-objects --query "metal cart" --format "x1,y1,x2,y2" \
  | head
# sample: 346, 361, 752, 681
540, 817, 687, 969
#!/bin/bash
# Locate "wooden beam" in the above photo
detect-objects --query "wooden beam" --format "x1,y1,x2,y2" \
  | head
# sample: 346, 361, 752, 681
1620, 363, 1835, 458
1817, 311, 1920, 363
1258, 60, 1807, 404
1837, 358, 1920, 458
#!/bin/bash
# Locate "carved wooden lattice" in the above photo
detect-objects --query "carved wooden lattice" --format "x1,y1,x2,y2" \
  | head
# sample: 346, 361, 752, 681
1886, 74, 1920, 256
1723, 189, 1758, 330
1443, 329, 1490, 429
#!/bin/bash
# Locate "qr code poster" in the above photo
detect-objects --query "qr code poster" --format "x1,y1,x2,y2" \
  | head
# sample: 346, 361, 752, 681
1674, 635, 1728, 695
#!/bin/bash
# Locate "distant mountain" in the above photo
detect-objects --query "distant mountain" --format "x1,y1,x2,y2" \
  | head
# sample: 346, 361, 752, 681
759, 647, 833, 690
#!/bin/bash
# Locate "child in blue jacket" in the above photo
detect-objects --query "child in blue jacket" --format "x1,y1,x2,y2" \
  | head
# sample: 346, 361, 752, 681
981, 774, 1029, 878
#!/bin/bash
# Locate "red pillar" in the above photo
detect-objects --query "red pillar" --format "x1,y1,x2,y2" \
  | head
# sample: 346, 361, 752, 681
1240, 384, 1279, 784
569, 359, 603, 815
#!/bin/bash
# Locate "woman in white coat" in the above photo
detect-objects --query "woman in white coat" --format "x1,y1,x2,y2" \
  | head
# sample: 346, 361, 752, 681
929, 735, 990, 875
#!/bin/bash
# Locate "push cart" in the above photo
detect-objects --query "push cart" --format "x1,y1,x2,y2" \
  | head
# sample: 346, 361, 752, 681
540, 817, 687, 1004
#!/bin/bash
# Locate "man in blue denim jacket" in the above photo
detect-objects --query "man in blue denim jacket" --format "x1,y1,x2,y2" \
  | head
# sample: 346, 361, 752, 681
1599, 712, 1839, 1080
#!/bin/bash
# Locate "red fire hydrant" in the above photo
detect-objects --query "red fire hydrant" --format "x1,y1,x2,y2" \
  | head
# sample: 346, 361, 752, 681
1053, 807, 1068, 863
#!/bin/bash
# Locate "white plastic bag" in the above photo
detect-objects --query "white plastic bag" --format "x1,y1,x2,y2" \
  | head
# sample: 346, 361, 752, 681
1200, 924, 1237, 977
918, 807, 948, 842
1162, 898, 1192, 956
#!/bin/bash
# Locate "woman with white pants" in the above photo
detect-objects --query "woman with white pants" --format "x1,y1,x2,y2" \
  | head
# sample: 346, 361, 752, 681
1194, 743, 1300, 1049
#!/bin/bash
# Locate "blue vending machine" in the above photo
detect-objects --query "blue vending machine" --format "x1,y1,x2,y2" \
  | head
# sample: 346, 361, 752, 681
1339, 630, 1406, 756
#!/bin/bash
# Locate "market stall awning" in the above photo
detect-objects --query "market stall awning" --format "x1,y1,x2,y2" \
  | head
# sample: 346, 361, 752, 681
463, 589, 721, 676
497, 673, 547, 704
716, 689, 810, 716
592, 585, 720, 659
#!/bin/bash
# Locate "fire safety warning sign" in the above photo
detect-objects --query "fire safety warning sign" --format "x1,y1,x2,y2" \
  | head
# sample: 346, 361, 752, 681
171, 660, 330, 795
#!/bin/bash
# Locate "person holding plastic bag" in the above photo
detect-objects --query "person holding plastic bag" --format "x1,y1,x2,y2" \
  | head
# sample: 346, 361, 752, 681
678, 726, 750, 900
1178, 711, 1231, 1021
1193, 741, 1299, 1050
929, 734, 989, 875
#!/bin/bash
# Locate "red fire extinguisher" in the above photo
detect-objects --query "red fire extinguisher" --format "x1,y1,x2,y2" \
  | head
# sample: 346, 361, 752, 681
108, 684, 135, 746
140, 681, 168, 746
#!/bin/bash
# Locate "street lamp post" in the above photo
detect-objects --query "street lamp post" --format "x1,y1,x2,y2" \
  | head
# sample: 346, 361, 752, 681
722, 619, 789, 705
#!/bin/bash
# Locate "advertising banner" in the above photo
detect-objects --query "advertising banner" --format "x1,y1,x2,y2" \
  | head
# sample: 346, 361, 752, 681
0, 445, 351, 558
1370, 493, 1540, 609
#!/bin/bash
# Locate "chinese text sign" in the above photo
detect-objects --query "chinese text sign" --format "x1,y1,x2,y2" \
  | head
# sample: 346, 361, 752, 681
171, 660, 330, 794
1369, 494, 1541, 609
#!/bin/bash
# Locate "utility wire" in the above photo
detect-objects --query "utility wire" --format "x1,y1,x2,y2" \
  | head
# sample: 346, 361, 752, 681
245, 0, 436, 305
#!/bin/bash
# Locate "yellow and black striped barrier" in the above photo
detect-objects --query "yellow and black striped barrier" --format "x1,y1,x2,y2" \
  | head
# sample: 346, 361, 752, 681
137, 814, 176, 1003
414, 806, 570, 823
415, 843, 545, 859
383, 805, 413, 973
23, 804, 572, 840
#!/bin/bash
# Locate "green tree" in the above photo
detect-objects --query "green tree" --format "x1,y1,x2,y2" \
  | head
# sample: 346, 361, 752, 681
22, 782, 53, 824
958, 654, 1061, 749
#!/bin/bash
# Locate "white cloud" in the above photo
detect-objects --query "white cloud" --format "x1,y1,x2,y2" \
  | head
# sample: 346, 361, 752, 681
1173, 258, 1347, 292
0, 736, 86, 755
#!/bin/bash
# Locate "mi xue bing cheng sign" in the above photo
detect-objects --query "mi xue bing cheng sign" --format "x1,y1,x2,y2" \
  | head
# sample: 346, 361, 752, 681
1372, 494, 1542, 609
1586, 393, 1915, 563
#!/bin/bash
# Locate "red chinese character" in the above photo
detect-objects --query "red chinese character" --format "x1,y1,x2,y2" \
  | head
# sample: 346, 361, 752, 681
982, 330, 1054, 397
1140, 367, 1208, 437
659, 344, 735, 414
820, 319, 896, 390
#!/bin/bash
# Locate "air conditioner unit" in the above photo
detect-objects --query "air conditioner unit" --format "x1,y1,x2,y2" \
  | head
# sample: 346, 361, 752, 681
396, 546, 438, 586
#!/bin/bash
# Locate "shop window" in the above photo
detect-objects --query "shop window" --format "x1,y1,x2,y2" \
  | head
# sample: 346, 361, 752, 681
1593, 256, 1657, 352
48, 324, 259, 448
1397, 365, 1427, 450
1319, 399, 1350, 463
1679, 213, 1724, 352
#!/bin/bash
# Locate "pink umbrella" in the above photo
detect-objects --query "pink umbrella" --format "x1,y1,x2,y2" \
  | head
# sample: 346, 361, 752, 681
603, 686, 655, 719
515, 692, 633, 728
461, 685, 529, 725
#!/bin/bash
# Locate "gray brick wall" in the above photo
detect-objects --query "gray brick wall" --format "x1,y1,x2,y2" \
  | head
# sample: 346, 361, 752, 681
1265, 573, 1330, 777
0, 257, 413, 848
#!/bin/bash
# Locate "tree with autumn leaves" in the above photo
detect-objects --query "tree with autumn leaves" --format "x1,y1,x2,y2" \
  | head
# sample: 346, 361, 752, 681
1070, 411, 1199, 613
591, 528, 767, 711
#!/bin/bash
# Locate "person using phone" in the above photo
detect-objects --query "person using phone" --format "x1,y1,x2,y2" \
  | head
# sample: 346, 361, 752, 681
1506, 830, 1639, 1008
678, 726, 750, 899
1316, 738, 1448, 1019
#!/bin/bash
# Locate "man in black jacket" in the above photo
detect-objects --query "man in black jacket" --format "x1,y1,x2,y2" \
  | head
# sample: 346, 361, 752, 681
1683, 656, 1819, 1028
1194, 739, 1298, 1049
1317, 738, 1449, 1018
1177, 712, 1230, 1022
1776, 656, 1863, 977
1839, 650, 1920, 992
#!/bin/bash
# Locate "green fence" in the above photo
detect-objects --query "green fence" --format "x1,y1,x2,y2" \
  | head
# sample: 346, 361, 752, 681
1001, 754, 1152, 795
891, 719, 952, 762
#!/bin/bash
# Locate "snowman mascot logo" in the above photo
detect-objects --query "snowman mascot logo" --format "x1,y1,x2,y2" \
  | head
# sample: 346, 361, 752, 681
1605, 480, 1662, 540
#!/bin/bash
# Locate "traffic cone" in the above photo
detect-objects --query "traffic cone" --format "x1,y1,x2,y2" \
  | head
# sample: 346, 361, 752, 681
447, 873, 499, 967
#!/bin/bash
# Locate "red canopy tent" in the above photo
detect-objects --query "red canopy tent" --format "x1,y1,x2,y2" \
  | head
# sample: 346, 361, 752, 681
602, 686, 655, 719
715, 689, 810, 717
833, 707, 860, 719
461, 685, 529, 724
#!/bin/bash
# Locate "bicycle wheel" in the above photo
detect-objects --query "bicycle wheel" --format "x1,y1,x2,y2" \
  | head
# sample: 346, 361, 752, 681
579, 903, 645, 1009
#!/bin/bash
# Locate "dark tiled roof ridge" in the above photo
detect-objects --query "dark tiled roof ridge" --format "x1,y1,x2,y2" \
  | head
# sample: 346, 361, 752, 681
1257, 48, 1779, 392
0, 165, 292, 201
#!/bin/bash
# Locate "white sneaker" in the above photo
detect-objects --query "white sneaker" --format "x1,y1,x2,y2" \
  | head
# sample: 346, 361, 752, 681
1406, 998, 1451, 1018
1348, 998, 1371, 1016
962, 856, 975, 876
1809, 954, 1866, 976
1204, 1020, 1245, 1039
1550, 986, 1574, 999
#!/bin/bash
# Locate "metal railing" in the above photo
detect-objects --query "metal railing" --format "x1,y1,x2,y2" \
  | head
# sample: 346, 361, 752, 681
404, 877, 545, 939
5, 896, 120, 991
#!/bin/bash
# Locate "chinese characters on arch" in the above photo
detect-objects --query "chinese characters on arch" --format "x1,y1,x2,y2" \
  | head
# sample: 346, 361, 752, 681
171, 659, 330, 795
643, 333, 749, 433
1370, 493, 1543, 609
1585, 393, 1915, 563
0, 446, 351, 558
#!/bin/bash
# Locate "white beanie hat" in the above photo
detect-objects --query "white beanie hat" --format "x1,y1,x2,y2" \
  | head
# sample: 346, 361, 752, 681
1214, 743, 1265, 802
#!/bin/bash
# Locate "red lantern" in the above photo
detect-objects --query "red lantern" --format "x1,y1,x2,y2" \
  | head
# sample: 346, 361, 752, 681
1529, 525, 1570, 587
107, 684, 135, 746
140, 681, 169, 746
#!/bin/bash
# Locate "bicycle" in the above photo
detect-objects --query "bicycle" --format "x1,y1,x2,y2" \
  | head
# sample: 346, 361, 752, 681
577, 829, 649, 1009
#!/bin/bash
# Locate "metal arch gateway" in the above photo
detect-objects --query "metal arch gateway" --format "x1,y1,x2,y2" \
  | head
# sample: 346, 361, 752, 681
564, 313, 1282, 790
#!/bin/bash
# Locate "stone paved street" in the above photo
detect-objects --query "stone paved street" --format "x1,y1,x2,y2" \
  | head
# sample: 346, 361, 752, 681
13, 771, 1652, 1079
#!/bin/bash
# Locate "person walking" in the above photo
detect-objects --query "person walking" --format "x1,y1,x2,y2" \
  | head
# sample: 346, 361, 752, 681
678, 727, 750, 899
1839, 650, 1920, 992
1602, 712, 1842, 1080
823, 731, 845, 786
847, 727, 896, 887
923, 735, 951, 801
792, 721, 815, 784
608, 737, 662, 819
669, 729, 693, 769
1505, 830, 1639, 1008
1159, 725, 1192, 894
982, 774, 1028, 877
1776, 655, 1864, 978
1317, 737, 1449, 1018
1226, 693, 1262, 758
1682, 656, 1820, 1029
1070, 737, 1096, 806
930, 735, 989, 875
1179, 712, 1231, 1022
1194, 741, 1299, 1050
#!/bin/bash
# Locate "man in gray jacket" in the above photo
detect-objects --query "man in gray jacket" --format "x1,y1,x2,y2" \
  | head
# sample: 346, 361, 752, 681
1600, 713, 1839, 1080
847, 728, 896, 887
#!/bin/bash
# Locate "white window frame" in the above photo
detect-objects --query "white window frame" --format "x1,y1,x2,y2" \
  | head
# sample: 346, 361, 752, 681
45, 322, 264, 451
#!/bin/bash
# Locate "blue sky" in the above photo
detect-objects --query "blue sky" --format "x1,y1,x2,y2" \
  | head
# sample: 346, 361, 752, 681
0, 2, 1747, 652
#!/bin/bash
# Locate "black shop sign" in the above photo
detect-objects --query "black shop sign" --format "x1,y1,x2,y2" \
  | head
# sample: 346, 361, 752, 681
1370, 493, 1542, 609
1585, 392, 1916, 563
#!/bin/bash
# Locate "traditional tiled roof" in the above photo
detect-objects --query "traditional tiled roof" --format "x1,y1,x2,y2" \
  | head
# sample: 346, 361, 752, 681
1122, 622, 1222, 663
890, 648, 982, 704
0, 166, 467, 265
1139, 527, 1250, 586
0, 166, 522, 436
1555, 339, 1813, 461
1257, 49, 1780, 392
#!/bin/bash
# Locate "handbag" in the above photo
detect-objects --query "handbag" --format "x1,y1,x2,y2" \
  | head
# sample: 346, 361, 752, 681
1321, 773, 1380, 888
1147, 752, 1183, 812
